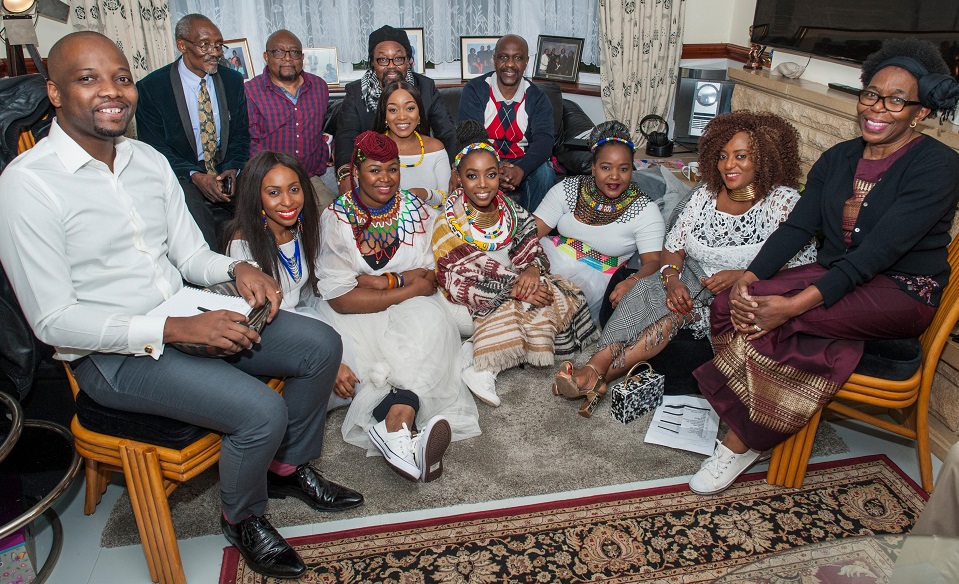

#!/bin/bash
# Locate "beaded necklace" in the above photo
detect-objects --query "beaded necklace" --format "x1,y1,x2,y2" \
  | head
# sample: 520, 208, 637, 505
277, 230, 302, 282
445, 190, 516, 251
386, 130, 426, 168
573, 176, 643, 226
339, 189, 427, 261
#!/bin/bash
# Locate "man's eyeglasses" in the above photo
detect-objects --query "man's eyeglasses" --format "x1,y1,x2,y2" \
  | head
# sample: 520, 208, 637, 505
269, 49, 304, 60
182, 39, 226, 54
858, 90, 922, 112
374, 56, 408, 67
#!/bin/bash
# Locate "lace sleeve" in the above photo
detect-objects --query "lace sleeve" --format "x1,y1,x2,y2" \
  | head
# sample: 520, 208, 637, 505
664, 186, 710, 253
765, 186, 819, 269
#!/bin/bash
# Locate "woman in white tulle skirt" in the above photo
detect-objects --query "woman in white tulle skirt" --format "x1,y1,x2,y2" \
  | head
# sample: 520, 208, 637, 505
313, 131, 480, 483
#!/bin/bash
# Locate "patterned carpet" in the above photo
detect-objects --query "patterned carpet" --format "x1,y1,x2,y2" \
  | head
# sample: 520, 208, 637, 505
219, 455, 927, 583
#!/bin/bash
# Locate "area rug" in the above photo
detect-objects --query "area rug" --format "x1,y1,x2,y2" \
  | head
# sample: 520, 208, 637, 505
219, 455, 926, 584
100, 349, 848, 547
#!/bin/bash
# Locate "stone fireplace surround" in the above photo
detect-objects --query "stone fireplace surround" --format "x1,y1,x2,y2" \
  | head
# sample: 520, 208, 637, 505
728, 67, 959, 460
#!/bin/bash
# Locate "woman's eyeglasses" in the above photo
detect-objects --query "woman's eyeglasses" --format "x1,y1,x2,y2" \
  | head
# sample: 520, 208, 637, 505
858, 90, 922, 112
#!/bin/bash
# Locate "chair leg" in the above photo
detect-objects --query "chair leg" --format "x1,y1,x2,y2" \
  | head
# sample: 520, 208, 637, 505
83, 459, 111, 515
767, 409, 823, 488
119, 443, 186, 584
914, 404, 933, 493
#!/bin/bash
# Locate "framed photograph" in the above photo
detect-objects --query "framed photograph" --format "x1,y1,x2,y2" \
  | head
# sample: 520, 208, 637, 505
402, 28, 425, 75
532, 35, 584, 83
302, 47, 339, 86
460, 36, 500, 81
222, 38, 254, 82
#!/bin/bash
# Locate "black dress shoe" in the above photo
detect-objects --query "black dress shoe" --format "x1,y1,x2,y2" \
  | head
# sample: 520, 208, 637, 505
267, 464, 365, 512
221, 515, 306, 579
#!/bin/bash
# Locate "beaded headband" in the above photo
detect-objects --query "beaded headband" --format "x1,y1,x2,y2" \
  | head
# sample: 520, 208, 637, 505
454, 142, 499, 169
591, 136, 635, 152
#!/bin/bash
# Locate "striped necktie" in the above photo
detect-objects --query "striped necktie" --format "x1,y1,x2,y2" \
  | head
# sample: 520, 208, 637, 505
198, 78, 217, 173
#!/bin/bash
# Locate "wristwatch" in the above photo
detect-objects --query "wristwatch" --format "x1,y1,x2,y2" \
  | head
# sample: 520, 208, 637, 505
227, 260, 261, 280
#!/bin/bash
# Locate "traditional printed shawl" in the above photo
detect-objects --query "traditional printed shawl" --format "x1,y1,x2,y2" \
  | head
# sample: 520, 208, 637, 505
433, 190, 596, 373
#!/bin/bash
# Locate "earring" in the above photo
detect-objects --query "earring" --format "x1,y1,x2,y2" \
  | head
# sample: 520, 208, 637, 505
910, 120, 918, 128
261, 209, 268, 231
296, 215, 303, 234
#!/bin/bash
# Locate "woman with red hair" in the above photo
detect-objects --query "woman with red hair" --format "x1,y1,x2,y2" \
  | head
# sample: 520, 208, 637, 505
311, 131, 480, 482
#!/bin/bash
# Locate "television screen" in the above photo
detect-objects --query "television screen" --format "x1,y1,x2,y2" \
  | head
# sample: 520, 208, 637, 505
751, 0, 959, 79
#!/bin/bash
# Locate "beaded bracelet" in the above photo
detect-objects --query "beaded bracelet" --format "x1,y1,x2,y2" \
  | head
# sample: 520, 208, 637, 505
659, 264, 681, 275
336, 165, 351, 182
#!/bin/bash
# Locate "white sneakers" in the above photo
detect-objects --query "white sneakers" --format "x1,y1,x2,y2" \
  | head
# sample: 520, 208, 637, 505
368, 420, 420, 480
460, 341, 501, 407
368, 415, 451, 483
689, 440, 762, 495
416, 416, 451, 483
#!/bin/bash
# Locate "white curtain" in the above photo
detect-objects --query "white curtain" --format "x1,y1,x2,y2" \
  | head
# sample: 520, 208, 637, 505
168, 0, 599, 72
598, 0, 685, 142
71, 0, 176, 80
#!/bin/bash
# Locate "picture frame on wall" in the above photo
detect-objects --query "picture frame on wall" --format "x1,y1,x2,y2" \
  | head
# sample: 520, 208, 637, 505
460, 36, 500, 81
402, 28, 425, 75
302, 47, 340, 85
222, 38, 254, 82
532, 35, 585, 83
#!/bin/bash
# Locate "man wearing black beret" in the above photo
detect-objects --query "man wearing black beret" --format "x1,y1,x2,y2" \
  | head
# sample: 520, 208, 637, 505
333, 25, 456, 194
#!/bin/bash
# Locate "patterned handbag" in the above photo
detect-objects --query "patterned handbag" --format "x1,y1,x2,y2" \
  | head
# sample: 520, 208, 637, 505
609, 361, 665, 424
170, 281, 271, 358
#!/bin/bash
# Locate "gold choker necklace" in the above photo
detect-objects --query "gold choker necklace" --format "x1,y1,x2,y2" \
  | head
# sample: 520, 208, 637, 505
727, 184, 757, 202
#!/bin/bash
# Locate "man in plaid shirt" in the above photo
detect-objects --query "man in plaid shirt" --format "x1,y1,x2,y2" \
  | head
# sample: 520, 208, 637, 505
246, 30, 338, 208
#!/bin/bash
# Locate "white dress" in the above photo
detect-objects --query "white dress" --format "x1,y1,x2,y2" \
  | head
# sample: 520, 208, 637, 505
313, 191, 481, 452
534, 175, 666, 322
400, 149, 451, 206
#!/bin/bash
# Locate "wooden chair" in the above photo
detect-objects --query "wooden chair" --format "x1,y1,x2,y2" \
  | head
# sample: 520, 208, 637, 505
64, 364, 284, 584
767, 238, 959, 493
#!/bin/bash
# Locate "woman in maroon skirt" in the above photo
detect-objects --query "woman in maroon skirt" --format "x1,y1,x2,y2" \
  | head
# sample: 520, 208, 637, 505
690, 39, 959, 495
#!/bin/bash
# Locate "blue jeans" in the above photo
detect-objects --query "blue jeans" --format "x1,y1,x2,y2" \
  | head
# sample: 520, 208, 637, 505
514, 160, 556, 213
74, 310, 342, 521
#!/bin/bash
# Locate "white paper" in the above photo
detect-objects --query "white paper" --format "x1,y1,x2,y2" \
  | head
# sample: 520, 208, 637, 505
643, 395, 720, 456
146, 287, 252, 318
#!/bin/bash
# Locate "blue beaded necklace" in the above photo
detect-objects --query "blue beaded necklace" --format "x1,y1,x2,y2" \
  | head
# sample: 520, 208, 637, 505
277, 230, 302, 283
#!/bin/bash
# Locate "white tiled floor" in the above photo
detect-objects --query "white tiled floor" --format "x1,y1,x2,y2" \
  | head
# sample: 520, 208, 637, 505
32, 419, 943, 584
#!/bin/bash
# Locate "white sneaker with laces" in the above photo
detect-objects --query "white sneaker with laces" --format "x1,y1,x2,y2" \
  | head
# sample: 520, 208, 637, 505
689, 440, 761, 495
368, 420, 420, 481
413, 415, 452, 483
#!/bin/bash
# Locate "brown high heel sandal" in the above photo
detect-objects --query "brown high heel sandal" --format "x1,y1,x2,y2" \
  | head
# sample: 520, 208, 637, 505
577, 364, 607, 418
552, 363, 607, 416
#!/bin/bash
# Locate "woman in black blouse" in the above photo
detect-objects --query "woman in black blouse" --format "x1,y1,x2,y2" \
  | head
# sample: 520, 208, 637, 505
690, 39, 959, 496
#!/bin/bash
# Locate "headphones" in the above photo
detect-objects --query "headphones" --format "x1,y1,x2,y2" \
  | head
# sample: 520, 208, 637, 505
639, 114, 673, 158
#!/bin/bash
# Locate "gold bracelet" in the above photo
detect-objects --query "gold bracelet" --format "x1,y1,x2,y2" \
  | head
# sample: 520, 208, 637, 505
662, 273, 675, 288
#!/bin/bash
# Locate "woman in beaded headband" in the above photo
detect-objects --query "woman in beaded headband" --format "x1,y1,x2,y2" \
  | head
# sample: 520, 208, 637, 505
553, 111, 817, 425
310, 129, 481, 482
432, 120, 597, 409
688, 39, 959, 497
374, 81, 451, 205
532, 120, 665, 336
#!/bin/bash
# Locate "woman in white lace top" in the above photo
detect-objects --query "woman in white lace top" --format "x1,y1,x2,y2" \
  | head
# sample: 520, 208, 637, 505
553, 111, 816, 411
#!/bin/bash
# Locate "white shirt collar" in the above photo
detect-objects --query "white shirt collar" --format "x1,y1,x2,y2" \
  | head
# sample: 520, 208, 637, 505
48, 118, 131, 174
177, 57, 209, 88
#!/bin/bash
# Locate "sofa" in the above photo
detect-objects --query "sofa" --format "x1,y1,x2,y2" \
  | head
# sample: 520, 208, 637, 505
323, 80, 596, 176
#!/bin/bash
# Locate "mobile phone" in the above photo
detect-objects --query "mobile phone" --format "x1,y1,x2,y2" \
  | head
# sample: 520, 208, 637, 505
220, 174, 233, 195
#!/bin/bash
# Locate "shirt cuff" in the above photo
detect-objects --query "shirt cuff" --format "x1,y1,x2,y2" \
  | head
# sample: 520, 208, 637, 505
129, 314, 167, 360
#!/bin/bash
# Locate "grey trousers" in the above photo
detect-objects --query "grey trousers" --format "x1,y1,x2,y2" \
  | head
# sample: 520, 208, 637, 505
74, 310, 342, 522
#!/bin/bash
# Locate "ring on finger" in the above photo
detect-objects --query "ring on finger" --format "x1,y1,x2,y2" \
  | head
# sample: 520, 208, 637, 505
754, 324, 762, 332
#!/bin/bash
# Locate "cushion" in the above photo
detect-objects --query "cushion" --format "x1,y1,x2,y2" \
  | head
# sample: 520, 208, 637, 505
854, 338, 922, 381
74, 390, 210, 450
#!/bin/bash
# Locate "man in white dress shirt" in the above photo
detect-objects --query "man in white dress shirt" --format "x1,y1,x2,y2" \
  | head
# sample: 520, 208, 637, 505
0, 32, 362, 580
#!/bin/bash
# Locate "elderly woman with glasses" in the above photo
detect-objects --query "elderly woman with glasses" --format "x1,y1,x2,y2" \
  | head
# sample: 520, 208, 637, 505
689, 39, 959, 496
552, 112, 816, 416
333, 25, 456, 195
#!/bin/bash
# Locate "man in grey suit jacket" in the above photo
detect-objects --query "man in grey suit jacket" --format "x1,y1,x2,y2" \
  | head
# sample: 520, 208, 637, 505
136, 14, 250, 248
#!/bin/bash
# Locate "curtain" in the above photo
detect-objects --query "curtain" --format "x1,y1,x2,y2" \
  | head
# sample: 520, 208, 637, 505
71, 0, 176, 80
168, 0, 599, 72
598, 0, 685, 143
